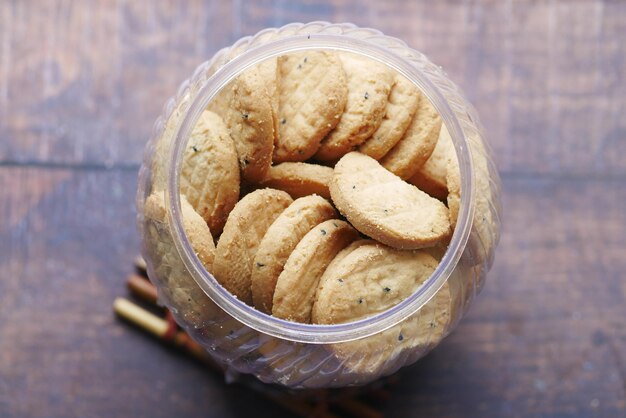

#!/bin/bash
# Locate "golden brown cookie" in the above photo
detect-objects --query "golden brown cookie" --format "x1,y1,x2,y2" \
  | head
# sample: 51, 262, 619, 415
320, 239, 374, 278
257, 57, 280, 140
447, 156, 461, 229
334, 284, 450, 376
212, 189, 293, 305
312, 242, 450, 376
273, 51, 348, 162
257, 162, 334, 199
315, 53, 394, 161
143, 191, 220, 329
251, 196, 337, 314
144, 191, 216, 268
359, 74, 420, 160
208, 65, 274, 182
330, 152, 451, 249
272, 220, 358, 323
380, 92, 442, 179
312, 242, 438, 324
408, 124, 455, 200
179, 110, 240, 236
448, 133, 498, 266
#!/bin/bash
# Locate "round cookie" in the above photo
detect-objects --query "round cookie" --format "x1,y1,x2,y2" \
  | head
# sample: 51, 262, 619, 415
274, 51, 348, 162
143, 191, 220, 328
257, 162, 334, 199
179, 110, 240, 236
408, 124, 455, 200
312, 243, 438, 324
272, 220, 358, 323
359, 74, 420, 160
334, 283, 451, 376
315, 53, 394, 161
208, 65, 274, 182
330, 152, 452, 250
251, 196, 337, 314
312, 242, 451, 376
144, 191, 216, 268
212, 189, 293, 305
380, 92, 442, 180
320, 239, 374, 278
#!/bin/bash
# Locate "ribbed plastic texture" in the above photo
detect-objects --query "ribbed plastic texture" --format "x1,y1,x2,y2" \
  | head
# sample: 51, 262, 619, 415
136, 22, 501, 388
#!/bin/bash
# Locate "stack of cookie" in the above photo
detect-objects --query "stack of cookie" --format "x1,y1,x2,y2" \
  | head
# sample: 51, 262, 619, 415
145, 51, 462, 328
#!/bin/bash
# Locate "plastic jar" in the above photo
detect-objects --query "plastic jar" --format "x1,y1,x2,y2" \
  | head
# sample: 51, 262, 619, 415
137, 22, 502, 389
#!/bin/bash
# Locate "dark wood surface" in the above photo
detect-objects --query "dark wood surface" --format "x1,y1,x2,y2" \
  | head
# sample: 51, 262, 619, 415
1, 1, 625, 417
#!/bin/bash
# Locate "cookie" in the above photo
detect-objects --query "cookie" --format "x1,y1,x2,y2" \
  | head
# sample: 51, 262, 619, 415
257, 57, 280, 140
321, 239, 374, 278
312, 242, 438, 324
315, 53, 394, 161
208, 65, 274, 182
143, 191, 221, 328
273, 51, 348, 162
144, 191, 216, 268
446, 156, 461, 230
312, 242, 450, 376
380, 92, 442, 179
335, 282, 451, 376
330, 152, 451, 249
408, 124, 455, 200
448, 135, 498, 266
179, 110, 240, 236
257, 162, 334, 199
358, 74, 420, 160
212, 189, 293, 305
251, 196, 337, 314
272, 220, 358, 323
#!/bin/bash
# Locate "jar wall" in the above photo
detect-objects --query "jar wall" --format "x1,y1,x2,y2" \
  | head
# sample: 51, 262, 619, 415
136, 22, 501, 388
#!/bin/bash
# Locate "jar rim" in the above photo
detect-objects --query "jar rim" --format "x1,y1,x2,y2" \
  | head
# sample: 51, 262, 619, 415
165, 25, 475, 344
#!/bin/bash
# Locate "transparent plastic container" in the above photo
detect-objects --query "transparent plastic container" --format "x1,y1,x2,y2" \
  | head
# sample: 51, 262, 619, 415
137, 22, 502, 388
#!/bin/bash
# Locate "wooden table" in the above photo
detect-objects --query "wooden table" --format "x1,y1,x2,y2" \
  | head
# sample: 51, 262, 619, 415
1, 1, 625, 417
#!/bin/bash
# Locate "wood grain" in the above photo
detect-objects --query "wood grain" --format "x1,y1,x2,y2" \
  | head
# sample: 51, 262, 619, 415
0, 167, 292, 418
1, 1, 625, 177
1, 169, 625, 417
1, 1, 625, 417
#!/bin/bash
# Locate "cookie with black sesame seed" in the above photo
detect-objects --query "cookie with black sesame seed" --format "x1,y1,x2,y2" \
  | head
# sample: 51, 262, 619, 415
408, 123, 455, 200
208, 64, 274, 182
145, 191, 216, 270
315, 52, 394, 161
212, 189, 293, 305
447, 132, 496, 266
273, 51, 348, 162
179, 110, 240, 236
271, 219, 357, 323
143, 191, 220, 328
380, 91, 441, 180
311, 241, 451, 376
316, 239, 373, 285
340, 280, 451, 376
359, 74, 420, 160
257, 162, 334, 199
330, 151, 451, 250
311, 242, 438, 325
251, 195, 337, 314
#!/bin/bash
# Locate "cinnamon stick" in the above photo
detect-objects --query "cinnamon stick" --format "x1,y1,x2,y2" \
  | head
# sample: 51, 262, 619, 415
113, 298, 210, 364
127, 274, 158, 305
122, 257, 389, 418
332, 398, 383, 418
134, 255, 147, 275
